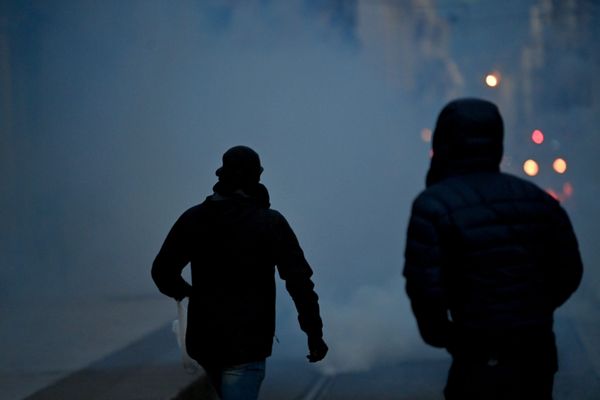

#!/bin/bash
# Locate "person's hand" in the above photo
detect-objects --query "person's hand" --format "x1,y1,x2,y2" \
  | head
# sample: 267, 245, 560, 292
307, 336, 328, 362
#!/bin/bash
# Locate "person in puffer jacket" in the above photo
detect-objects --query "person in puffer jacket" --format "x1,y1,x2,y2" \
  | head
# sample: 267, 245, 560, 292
152, 146, 328, 400
403, 98, 583, 400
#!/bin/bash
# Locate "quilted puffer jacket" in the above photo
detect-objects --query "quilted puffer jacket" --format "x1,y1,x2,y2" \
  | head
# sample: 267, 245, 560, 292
403, 99, 582, 361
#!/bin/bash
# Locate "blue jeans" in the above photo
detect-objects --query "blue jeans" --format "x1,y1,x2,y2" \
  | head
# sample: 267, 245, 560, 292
205, 360, 266, 400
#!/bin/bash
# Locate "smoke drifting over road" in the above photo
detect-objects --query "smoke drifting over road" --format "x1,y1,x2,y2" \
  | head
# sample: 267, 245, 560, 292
2, 0, 599, 376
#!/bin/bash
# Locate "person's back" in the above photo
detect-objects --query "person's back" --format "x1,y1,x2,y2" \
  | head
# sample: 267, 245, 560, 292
152, 146, 328, 400
404, 99, 583, 400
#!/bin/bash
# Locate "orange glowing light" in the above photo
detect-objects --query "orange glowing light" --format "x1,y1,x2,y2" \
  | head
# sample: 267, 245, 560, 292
531, 129, 544, 144
546, 188, 559, 201
523, 159, 539, 176
485, 72, 500, 88
553, 158, 567, 174
563, 182, 573, 197
421, 128, 433, 143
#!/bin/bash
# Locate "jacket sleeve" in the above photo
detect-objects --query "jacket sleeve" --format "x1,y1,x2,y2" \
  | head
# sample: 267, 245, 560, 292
547, 204, 583, 308
272, 212, 324, 339
403, 195, 452, 348
151, 211, 194, 301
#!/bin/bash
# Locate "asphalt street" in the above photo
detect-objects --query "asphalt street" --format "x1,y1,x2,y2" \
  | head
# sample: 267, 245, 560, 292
14, 295, 600, 400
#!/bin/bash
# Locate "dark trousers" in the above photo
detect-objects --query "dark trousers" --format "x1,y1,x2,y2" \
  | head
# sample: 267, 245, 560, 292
444, 356, 555, 400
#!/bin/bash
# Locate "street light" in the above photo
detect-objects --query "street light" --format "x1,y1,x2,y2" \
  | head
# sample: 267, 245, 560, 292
531, 129, 544, 144
485, 72, 500, 88
553, 158, 567, 174
523, 159, 539, 176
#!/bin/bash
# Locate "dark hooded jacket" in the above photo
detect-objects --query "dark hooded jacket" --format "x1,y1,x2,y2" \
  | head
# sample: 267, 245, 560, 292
403, 99, 582, 364
152, 183, 323, 368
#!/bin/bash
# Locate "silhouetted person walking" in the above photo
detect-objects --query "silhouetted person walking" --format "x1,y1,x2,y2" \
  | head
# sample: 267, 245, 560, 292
403, 99, 583, 400
152, 146, 328, 400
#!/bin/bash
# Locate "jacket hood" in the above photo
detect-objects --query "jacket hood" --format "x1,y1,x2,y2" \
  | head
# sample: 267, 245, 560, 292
211, 181, 271, 209
426, 98, 504, 187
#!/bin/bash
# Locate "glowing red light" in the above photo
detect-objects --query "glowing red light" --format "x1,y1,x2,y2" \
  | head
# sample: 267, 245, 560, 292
531, 129, 544, 144
546, 188, 559, 201
563, 182, 573, 197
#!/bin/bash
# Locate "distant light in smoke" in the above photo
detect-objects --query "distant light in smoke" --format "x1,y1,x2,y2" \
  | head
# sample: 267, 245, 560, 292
429, 149, 434, 159
421, 128, 432, 143
531, 129, 544, 144
553, 158, 567, 174
545, 182, 573, 203
485, 72, 500, 88
563, 182, 574, 197
546, 188, 559, 201
523, 159, 539, 176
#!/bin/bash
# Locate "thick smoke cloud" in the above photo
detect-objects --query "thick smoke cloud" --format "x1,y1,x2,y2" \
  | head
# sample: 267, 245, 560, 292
2, 0, 599, 377
1, 1, 425, 300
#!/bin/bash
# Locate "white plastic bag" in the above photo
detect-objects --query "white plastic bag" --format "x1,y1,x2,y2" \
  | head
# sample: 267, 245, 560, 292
172, 299, 199, 374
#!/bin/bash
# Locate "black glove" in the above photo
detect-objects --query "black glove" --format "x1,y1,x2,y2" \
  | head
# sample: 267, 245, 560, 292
307, 336, 328, 363
175, 282, 193, 302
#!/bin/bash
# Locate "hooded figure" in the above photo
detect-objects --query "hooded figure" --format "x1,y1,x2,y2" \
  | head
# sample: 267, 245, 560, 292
152, 146, 328, 400
403, 99, 582, 400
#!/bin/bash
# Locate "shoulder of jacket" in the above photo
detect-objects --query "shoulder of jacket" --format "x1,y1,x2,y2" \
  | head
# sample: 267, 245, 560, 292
417, 173, 560, 216
262, 208, 286, 221
412, 187, 452, 219
500, 173, 560, 205
178, 202, 210, 220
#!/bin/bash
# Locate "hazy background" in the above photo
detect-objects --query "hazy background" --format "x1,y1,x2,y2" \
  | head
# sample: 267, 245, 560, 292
1, 0, 599, 377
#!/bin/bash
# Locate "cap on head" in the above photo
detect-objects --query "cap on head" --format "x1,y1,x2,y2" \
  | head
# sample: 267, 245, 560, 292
216, 145, 263, 184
